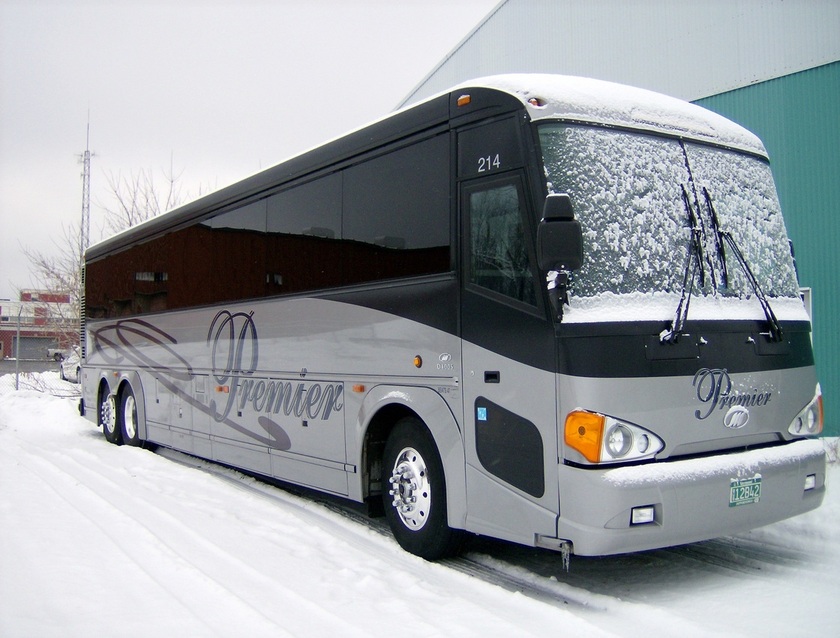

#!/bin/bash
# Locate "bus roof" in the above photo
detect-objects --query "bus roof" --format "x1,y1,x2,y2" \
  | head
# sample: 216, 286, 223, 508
457, 74, 767, 157
87, 74, 767, 261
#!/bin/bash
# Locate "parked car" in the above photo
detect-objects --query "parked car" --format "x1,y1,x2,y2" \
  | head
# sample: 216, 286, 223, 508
60, 347, 81, 383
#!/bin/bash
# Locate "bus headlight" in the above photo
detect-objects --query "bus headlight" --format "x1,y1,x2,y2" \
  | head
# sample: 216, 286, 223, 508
564, 410, 664, 464
788, 386, 823, 437
606, 424, 633, 458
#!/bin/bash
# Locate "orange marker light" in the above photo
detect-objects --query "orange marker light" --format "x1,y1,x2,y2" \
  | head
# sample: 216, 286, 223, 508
457, 94, 471, 107
564, 410, 605, 463
817, 393, 824, 432
413, 355, 423, 368
352, 384, 366, 393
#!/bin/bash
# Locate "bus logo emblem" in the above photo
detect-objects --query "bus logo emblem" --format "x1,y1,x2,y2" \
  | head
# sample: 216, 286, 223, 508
437, 352, 455, 371
723, 406, 750, 429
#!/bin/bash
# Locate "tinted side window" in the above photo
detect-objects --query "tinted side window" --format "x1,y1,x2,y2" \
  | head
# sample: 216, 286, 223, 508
266, 173, 342, 294
86, 134, 452, 319
343, 134, 450, 284
205, 199, 268, 305
466, 180, 537, 306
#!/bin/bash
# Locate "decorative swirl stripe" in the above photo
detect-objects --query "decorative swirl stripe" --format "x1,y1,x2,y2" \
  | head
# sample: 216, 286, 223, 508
91, 312, 292, 451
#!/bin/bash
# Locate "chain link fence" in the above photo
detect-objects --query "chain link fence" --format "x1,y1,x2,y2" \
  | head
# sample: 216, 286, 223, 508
0, 361, 81, 399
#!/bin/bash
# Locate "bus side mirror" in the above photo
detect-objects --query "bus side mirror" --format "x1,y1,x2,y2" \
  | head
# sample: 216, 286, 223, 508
537, 194, 583, 271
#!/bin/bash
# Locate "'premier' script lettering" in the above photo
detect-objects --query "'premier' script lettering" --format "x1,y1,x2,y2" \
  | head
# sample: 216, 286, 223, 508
206, 309, 343, 423
692, 368, 772, 420
238, 378, 343, 420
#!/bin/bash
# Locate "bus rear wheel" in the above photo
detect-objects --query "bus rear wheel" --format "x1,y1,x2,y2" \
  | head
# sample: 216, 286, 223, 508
382, 417, 463, 560
119, 385, 142, 447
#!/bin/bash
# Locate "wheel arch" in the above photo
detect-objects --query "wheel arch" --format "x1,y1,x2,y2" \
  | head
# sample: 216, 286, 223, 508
97, 375, 112, 406
355, 385, 467, 529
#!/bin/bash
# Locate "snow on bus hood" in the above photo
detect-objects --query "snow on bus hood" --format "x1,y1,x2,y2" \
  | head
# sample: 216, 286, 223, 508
461, 74, 767, 157
562, 291, 810, 324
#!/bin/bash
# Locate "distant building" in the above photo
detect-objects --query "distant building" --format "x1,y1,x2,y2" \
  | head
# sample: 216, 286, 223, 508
0, 290, 77, 360
401, 0, 839, 434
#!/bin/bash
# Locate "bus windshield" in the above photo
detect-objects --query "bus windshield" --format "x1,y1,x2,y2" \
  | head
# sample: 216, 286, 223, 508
537, 123, 801, 321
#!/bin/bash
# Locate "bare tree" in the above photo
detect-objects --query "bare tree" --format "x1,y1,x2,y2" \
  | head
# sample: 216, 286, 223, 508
21, 158, 196, 352
19, 221, 83, 349
102, 161, 186, 234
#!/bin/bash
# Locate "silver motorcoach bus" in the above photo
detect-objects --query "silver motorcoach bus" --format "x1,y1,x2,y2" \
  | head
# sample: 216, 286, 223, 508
80, 75, 825, 560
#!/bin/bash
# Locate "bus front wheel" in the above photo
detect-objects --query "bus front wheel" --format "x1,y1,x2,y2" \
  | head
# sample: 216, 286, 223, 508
381, 417, 463, 560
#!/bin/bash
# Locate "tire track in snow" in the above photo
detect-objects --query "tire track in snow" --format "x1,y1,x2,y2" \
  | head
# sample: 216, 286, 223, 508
153, 447, 609, 637
157, 449, 756, 638
0, 441, 231, 636
4, 436, 366, 638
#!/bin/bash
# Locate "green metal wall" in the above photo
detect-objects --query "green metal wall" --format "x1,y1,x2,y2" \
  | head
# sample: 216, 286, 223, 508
695, 61, 839, 436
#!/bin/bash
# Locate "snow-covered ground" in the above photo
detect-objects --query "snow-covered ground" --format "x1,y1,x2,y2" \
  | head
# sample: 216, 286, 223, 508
1, 374, 837, 637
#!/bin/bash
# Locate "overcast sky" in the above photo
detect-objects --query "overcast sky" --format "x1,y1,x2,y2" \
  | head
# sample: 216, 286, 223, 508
0, 0, 497, 301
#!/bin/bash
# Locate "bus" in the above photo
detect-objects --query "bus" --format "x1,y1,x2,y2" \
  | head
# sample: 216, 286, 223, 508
79, 74, 826, 560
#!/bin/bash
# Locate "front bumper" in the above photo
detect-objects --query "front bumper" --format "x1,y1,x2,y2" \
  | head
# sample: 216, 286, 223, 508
555, 439, 826, 556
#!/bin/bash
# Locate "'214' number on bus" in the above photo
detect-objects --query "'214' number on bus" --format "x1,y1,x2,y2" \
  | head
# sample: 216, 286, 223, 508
478, 154, 501, 173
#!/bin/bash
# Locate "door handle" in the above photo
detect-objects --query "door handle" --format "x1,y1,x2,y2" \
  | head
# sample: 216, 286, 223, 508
484, 371, 500, 383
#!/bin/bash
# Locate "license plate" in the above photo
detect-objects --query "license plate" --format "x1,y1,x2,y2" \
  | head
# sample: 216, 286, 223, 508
729, 475, 762, 507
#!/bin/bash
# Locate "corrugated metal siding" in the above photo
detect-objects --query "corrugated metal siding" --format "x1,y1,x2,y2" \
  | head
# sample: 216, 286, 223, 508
401, 0, 840, 107
695, 62, 840, 435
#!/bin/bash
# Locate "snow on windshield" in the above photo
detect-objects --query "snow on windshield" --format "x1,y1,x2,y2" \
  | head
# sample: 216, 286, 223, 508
684, 143, 798, 297
539, 124, 802, 322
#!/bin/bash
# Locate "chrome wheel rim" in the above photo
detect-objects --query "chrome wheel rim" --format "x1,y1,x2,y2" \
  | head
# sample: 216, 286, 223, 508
100, 394, 116, 435
123, 394, 137, 440
388, 446, 431, 531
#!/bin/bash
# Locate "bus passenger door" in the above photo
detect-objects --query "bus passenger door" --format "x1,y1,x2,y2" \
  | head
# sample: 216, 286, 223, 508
459, 173, 560, 545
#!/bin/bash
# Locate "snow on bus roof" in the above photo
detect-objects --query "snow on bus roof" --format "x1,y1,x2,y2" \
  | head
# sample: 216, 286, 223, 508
458, 74, 767, 157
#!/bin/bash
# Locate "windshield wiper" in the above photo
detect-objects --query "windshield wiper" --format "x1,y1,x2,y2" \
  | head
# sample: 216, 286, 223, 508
661, 185, 704, 343
702, 187, 729, 290
703, 188, 783, 342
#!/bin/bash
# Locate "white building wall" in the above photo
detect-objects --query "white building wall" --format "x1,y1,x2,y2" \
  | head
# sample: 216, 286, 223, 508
400, 0, 840, 106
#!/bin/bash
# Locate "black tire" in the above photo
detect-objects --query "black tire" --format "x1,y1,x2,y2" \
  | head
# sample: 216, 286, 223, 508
119, 385, 142, 447
381, 417, 464, 560
99, 388, 122, 445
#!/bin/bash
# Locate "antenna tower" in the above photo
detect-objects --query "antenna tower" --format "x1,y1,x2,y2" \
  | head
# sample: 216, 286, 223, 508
79, 119, 92, 257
